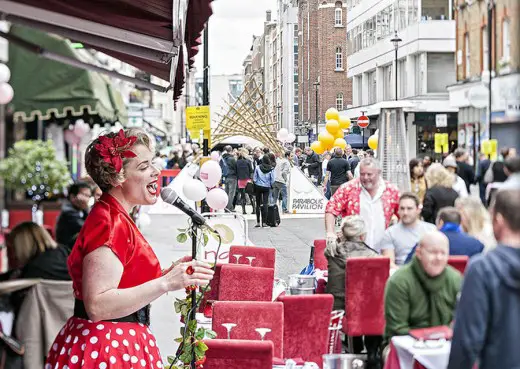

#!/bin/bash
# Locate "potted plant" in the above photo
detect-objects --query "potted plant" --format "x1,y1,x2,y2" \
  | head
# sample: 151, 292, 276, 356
0, 140, 71, 211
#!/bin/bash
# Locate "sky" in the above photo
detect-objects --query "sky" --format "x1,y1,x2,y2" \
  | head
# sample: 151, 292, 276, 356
194, 0, 278, 76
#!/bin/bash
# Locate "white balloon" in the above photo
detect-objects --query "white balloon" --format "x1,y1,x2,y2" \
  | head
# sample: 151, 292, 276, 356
278, 128, 289, 139
287, 133, 296, 143
277, 131, 287, 142
0, 83, 14, 105
206, 188, 228, 210
0, 64, 11, 83
183, 178, 208, 201
199, 160, 222, 188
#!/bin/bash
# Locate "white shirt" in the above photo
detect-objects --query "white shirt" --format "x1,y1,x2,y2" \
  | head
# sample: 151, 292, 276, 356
453, 175, 468, 197
359, 181, 387, 248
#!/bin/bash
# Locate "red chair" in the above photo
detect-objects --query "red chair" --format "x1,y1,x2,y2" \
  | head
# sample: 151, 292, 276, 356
203, 339, 273, 369
7, 210, 32, 229
212, 301, 284, 358
229, 245, 276, 268
219, 264, 274, 302
343, 257, 390, 340
277, 294, 333, 366
199, 263, 223, 313
447, 255, 469, 275
43, 209, 61, 234
313, 239, 328, 270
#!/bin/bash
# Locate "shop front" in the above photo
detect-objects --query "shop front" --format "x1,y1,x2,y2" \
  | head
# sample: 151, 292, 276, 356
413, 112, 458, 160
448, 73, 520, 159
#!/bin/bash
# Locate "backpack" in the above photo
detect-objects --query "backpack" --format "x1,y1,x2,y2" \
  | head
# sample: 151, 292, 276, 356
220, 156, 229, 177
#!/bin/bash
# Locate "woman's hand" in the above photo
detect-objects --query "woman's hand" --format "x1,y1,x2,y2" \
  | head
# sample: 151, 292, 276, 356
161, 255, 193, 275
161, 260, 214, 292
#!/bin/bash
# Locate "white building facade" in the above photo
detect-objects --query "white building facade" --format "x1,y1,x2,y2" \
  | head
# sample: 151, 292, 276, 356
195, 74, 243, 129
344, 0, 458, 158
263, 2, 299, 134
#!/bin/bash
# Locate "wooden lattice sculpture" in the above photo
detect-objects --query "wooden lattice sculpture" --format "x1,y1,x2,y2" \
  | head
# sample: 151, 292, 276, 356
212, 78, 285, 154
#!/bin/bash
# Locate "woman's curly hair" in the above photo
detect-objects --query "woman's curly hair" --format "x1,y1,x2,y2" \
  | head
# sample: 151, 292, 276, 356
425, 163, 454, 188
85, 128, 153, 193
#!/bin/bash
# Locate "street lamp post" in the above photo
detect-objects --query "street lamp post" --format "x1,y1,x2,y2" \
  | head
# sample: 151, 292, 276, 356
487, 0, 494, 138
313, 81, 320, 135
390, 31, 402, 101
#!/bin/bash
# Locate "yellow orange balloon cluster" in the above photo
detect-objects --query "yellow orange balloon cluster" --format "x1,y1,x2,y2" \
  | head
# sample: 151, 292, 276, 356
310, 108, 352, 154
368, 135, 378, 150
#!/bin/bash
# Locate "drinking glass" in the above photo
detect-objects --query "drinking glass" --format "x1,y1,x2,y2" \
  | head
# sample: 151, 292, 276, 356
222, 323, 237, 339
232, 254, 243, 264
255, 327, 271, 341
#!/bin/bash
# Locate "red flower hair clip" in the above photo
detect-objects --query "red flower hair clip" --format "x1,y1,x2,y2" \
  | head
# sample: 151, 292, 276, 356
94, 129, 137, 173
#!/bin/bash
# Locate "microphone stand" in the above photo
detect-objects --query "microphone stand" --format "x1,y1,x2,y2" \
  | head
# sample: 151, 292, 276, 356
190, 222, 197, 369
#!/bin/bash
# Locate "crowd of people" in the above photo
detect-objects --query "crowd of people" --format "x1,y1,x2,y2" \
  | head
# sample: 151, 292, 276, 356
321, 146, 520, 369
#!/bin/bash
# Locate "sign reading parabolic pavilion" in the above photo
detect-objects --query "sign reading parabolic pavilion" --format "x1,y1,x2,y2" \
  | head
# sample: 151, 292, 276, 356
288, 166, 328, 214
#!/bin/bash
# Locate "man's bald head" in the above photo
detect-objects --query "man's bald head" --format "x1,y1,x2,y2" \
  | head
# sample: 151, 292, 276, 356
416, 230, 450, 277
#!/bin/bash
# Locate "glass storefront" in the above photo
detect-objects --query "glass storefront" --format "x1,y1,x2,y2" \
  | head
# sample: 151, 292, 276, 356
414, 112, 458, 160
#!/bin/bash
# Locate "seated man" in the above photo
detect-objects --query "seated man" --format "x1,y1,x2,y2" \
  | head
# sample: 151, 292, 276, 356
384, 231, 462, 345
55, 182, 92, 249
405, 207, 484, 262
379, 192, 436, 268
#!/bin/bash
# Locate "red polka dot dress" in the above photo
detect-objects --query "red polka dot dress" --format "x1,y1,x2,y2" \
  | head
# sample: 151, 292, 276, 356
45, 194, 164, 369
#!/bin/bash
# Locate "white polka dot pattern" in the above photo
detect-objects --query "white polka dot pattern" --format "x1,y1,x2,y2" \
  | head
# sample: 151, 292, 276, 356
44, 317, 162, 369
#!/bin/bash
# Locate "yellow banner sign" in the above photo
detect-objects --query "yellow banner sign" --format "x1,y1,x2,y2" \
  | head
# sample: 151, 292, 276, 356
186, 106, 210, 131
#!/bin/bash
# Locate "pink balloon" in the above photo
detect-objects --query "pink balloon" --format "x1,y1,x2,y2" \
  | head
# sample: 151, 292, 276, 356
206, 188, 228, 210
64, 129, 81, 145
200, 160, 222, 188
0, 83, 14, 105
74, 120, 90, 138
210, 151, 220, 161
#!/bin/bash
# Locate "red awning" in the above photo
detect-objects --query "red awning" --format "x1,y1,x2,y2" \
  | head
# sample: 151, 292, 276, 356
1, 0, 212, 103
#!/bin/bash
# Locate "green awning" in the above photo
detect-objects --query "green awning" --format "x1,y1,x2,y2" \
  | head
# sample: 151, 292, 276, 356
7, 25, 127, 125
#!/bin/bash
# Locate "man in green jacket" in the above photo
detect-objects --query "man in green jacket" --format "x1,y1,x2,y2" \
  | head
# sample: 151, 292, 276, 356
384, 230, 462, 345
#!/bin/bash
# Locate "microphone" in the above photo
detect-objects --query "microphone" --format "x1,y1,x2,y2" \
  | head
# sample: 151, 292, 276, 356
160, 187, 213, 231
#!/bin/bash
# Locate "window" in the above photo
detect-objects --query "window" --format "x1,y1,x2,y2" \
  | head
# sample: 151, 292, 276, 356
336, 93, 344, 110
503, 19, 510, 61
465, 33, 471, 79
335, 47, 343, 70
335, 8, 343, 26
356, 75, 363, 106
367, 70, 377, 104
482, 27, 489, 72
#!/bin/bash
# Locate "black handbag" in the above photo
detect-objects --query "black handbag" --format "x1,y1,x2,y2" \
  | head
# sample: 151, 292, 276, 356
245, 181, 255, 195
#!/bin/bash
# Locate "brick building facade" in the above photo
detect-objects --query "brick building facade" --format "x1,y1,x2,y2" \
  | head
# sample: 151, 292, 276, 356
448, 0, 520, 152
297, 0, 352, 134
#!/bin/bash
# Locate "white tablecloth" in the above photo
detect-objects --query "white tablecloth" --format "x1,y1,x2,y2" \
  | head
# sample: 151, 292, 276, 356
392, 336, 451, 369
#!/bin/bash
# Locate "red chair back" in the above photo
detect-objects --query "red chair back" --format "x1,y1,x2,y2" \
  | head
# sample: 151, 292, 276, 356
447, 255, 469, 275
199, 263, 223, 313
203, 339, 273, 369
229, 245, 276, 268
313, 239, 328, 270
277, 294, 333, 366
343, 257, 390, 336
212, 301, 284, 358
7, 210, 32, 229
219, 264, 274, 302
43, 209, 61, 235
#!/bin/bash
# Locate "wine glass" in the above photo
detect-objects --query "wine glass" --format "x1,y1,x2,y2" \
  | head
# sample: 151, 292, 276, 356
232, 254, 242, 264
222, 323, 237, 339
255, 327, 271, 341
246, 256, 256, 266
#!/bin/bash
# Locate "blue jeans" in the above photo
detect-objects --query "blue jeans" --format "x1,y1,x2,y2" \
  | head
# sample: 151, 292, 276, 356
272, 181, 288, 211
